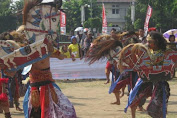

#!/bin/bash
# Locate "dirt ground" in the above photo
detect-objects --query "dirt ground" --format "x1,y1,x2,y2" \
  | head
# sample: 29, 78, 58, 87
1, 79, 177, 118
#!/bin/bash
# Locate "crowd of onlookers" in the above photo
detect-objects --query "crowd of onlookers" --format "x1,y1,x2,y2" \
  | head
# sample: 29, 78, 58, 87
60, 28, 93, 61
60, 27, 177, 62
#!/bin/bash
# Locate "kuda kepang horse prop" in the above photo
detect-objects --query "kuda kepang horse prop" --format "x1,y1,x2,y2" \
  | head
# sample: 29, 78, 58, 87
118, 43, 177, 82
23, 0, 62, 43
0, 0, 62, 71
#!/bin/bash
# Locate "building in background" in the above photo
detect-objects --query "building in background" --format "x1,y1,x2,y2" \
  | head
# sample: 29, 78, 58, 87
97, 0, 133, 33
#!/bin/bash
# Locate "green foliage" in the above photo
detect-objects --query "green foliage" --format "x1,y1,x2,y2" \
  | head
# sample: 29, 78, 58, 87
108, 23, 113, 27
84, 17, 102, 32
126, 0, 177, 32
63, 0, 102, 33
0, 0, 24, 33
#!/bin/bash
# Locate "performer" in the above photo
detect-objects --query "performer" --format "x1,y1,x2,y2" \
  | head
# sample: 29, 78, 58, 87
126, 31, 171, 118
112, 31, 140, 106
0, 32, 22, 118
23, 40, 77, 118
146, 31, 170, 118
7, 70, 23, 111
104, 28, 117, 84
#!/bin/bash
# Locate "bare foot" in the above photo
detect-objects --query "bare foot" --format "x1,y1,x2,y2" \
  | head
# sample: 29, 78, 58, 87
104, 80, 110, 84
136, 107, 146, 111
111, 101, 120, 105
16, 107, 23, 111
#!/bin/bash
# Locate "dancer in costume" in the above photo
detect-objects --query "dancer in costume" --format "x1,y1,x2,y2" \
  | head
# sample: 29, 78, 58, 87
86, 32, 139, 105
6, 70, 23, 111
0, 32, 22, 118
23, 44, 77, 118
104, 28, 117, 85
146, 31, 170, 118
121, 31, 171, 118
21, 0, 76, 117
86, 33, 123, 104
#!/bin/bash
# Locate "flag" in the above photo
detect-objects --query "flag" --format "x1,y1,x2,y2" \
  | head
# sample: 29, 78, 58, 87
60, 11, 66, 35
144, 5, 153, 36
102, 3, 107, 34
131, 1, 135, 24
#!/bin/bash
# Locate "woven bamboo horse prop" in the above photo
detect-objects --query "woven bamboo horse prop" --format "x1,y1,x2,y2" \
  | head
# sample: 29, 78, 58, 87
0, 0, 62, 71
118, 43, 177, 82
86, 32, 177, 93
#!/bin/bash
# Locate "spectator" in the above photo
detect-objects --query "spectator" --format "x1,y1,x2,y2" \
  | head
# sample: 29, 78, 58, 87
138, 29, 146, 44
80, 28, 88, 56
60, 45, 70, 58
75, 30, 83, 43
68, 36, 83, 61
169, 35, 175, 43
83, 31, 93, 56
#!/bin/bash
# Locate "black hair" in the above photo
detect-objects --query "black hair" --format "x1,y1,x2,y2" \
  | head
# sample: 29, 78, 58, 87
123, 31, 139, 46
169, 35, 175, 39
149, 31, 167, 51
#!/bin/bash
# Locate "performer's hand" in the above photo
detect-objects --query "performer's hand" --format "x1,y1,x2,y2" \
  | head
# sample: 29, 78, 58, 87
72, 58, 76, 61
80, 56, 83, 60
47, 40, 54, 53
104, 79, 110, 84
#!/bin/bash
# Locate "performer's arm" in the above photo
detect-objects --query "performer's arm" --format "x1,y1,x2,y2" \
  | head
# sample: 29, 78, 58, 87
46, 39, 64, 60
50, 48, 64, 60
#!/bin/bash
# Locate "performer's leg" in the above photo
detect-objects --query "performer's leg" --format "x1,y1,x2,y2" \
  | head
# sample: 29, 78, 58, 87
112, 91, 120, 105
137, 97, 146, 111
120, 86, 126, 98
131, 106, 137, 118
112, 79, 128, 104
30, 107, 41, 118
13, 77, 23, 111
9, 100, 14, 108
105, 67, 110, 84
1, 105, 11, 118
14, 98, 23, 111
4, 112, 11, 118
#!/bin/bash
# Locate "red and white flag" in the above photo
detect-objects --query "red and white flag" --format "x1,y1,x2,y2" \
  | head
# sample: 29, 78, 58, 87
60, 11, 66, 35
144, 5, 153, 36
102, 3, 107, 34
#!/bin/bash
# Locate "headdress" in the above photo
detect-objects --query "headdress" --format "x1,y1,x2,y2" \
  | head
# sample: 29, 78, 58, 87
148, 27, 156, 32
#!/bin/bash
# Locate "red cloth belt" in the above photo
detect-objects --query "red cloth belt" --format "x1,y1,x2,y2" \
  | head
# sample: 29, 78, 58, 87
0, 78, 9, 101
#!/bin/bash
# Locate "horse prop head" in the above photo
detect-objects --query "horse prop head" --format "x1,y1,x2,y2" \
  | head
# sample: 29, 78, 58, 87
23, 0, 62, 44
0, 0, 63, 71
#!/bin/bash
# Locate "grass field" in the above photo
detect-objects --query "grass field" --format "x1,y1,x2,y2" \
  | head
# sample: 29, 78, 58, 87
1, 79, 177, 118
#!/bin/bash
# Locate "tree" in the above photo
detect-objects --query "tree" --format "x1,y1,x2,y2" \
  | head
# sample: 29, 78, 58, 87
84, 17, 102, 31
11, 0, 24, 27
125, 0, 177, 32
63, 0, 102, 34
0, 0, 24, 33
